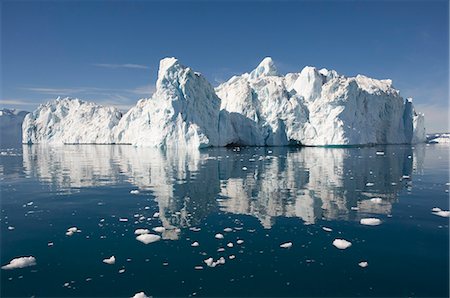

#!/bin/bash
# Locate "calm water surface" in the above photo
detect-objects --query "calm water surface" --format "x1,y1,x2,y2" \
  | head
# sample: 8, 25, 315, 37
1, 144, 449, 297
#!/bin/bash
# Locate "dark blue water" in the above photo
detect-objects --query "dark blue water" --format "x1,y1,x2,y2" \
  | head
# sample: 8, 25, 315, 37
1, 144, 448, 297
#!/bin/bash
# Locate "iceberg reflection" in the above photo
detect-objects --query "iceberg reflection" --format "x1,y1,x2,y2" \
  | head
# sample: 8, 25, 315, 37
22, 144, 421, 229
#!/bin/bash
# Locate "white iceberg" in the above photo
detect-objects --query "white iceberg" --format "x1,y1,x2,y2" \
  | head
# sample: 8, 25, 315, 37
2, 256, 36, 270
332, 239, 352, 250
131, 292, 149, 298
360, 218, 382, 226
280, 242, 293, 248
136, 234, 161, 244
103, 256, 116, 265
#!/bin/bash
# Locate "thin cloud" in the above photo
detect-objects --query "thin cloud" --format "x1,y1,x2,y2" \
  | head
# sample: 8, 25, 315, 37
93, 63, 149, 70
1, 99, 35, 106
128, 84, 155, 96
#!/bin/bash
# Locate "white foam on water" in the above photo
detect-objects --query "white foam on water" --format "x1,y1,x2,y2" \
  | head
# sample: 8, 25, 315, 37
332, 239, 352, 249
280, 242, 293, 248
360, 218, 382, 226
2, 256, 36, 270
136, 234, 161, 244
103, 256, 116, 265
134, 229, 150, 235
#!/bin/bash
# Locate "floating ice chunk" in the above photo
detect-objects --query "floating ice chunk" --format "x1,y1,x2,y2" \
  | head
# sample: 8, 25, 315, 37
132, 292, 149, 298
358, 261, 368, 268
432, 207, 442, 212
134, 229, 150, 235
2, 256, 36, 270
370, 198, 383, 203
152, 212, 159, 218
8, 226, 15, 230
351, 207, 359, 211
360, 218, 382, 226
402, 175, 410, 179
119, 268, 125, 273
332, 239, 352, 249
217, 248, 225, 252
119, 218, 128, 222
229, 255, 236, 259
365, 183, 374, 187
194, 266, 204, 270
215, 233, 224, 239
204, 257, 215, 267
152, 226, 165, 233
66, 226, 80, 236
136, 234, 161, 244
236, 239, 244, 245
130, 190, 140, 195
433, 210, 450, 217
280, 242, 293, 249
103, 256, 116, 265
242, 167, 248, 171
322, 227, 333, 232
223, 227, 233, 232
191, 241, 199, 247
375, 151, 385, 156
217, 257, 225, 265
190, 227, 201, 232
227, 242, 234, 248
48, 242, 54, 247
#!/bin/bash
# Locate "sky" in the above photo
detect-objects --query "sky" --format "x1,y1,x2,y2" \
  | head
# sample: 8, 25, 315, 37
1, 0, 448, 132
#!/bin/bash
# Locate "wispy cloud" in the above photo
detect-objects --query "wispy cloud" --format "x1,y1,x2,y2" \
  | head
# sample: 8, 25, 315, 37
128, 84, 155, 95
93, 63, 149, 70
0, 99, 35, 106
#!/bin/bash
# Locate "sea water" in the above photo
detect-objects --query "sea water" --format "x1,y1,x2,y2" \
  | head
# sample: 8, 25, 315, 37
1, 144, 448, 297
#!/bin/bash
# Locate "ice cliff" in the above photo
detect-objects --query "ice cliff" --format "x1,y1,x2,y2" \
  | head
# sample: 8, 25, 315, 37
0, 109, 28, 147
22, 57, 426, 147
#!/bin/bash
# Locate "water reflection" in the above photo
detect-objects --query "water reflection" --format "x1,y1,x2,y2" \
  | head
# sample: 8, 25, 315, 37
22, 145, 422, 229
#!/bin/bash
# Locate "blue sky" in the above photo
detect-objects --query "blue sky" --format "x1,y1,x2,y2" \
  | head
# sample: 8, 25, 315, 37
1, 0, 448, 132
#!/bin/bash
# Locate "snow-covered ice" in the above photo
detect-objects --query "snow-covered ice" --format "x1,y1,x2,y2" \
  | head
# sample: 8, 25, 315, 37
332, 239, 352, 249
358, 261, 368, 268
131, 292, 149, 298
280, 242, 293, 248
360, 218, 382, 226
215, 233, 224, 239
152, 226, 165, 233
2, 256, 36, 270
134, 229, 150, 235
103, 256, 116, 265
136, 234, 161, 244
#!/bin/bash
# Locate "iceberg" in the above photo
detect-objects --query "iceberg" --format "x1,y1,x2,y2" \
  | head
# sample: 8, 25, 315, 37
21, 57, 426, 147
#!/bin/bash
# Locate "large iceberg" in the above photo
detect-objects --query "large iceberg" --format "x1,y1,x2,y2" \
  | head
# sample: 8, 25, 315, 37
21, 57, 426, 147
22, 98, 122, 144
0, 109, 28, 147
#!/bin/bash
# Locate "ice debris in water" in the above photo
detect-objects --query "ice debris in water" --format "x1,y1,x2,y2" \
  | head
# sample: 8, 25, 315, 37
215, 233, 224, 239
136, 234, 161, 244
375, 151, 385, 156
103, 256, 116, 265
204, 257, 226, 268
432, 208, 450, 217
8, 226, 14, 230
130, 190, 140, 195
191, 241, 199, 247
280, 242, 293, 248
66, 226, 80, 236
360, 218, 382, 226
322, 227, 333, 232
223, 227, 233, 232
365, 182, 374, 187
134, 229, 150, 235
132, 292, 149, 298
332, 239, 352, 250
152, 212, 160, 218
227, 242, 234, 248
358, 261, 368, 268
152, 226, 165, 233
236, 239, 244, 245
2, 256, 36, 270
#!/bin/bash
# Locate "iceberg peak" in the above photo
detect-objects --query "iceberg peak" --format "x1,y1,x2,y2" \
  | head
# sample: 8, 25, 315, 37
249, 57, 278, 79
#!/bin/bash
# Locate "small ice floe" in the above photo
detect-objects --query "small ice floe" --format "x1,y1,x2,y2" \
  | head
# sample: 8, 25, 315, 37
217, 248, 225, 252
223, 227, 233, 232
136, 234, 161, 244
217, 257, 225, 265
332, 239, 352, 250
280, 242, 293, 249
402, 175, 410, 179
130, 190, 140, 195
119, 218, 128, 222
48, 242, 54, 247
227, 242, 234, 248
370, 198, 383, 203
432, 208, 450, 217
152, 212, 160, 218
66, 227, 80, 236
134, 229, 150, 235
2, 256, 36, 270
229, 255, 236, 259
8, 226, 14, 230
204, 257, 215, 267
375, 151, 385, 156
322, 227, 333, 232
351, 206, 359, 211
103, 256, 116, 265
190, 227, 201, 232
360, 218, 382, 226
242, 167, 248, 171
119, 268, 125, 273
365, 182, 374, 187
152, 226, 165, 233
191, 241, 199, 247
236, 239, 244, 245
215, 233, 224, 239
131, 292, 149, 298
194, 266, 204, 270
358, 261, 368, 268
